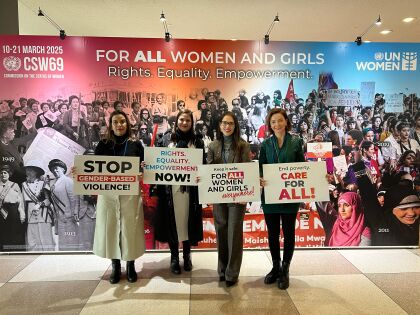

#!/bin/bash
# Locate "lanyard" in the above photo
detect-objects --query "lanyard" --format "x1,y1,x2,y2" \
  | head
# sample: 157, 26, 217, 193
113, 139, 128, 156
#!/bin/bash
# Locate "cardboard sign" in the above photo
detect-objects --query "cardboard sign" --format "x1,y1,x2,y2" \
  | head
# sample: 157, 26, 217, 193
143, 147, 203, 185
198, 162, 261, 204
74, 155, 140, 195
43, 110, 57, 122
384, 93, 404, 113
360, 82, 375, 107
21, 115, 33, 130
326, 89, 360, 107
306, 142, 332, 159
263, 162, 329, 204
333, 155, 348, 177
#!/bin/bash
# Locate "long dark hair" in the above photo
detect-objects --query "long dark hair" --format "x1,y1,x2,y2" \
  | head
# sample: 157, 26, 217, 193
105, 110, 133, 143
170, 109, 196, 143
216, 111, 242, 155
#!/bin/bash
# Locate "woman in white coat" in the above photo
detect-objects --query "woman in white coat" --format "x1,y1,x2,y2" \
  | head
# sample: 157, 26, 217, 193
93, 110, 145, 284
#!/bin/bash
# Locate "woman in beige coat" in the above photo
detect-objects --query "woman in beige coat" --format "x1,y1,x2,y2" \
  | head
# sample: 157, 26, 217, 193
93, 110, 145, 284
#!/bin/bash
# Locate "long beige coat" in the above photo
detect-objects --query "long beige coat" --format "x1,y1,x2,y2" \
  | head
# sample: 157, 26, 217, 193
93, 194, 145, 261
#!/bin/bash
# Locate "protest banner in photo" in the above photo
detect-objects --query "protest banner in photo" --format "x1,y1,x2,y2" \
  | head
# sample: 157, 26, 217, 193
197, 162, 261, 204
74, 155, 140, 195
306, 142, 332, 159
263, 161, 329, 204
326, 89, 360, 107
23, 127, 85, 170
384, 93, 404, 113
360, 82, 375, 107
143, 147, 203, 185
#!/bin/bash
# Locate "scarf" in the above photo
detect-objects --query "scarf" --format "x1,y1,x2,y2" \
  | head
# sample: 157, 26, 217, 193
329, 192, 371, 246
175, 129, 193, 192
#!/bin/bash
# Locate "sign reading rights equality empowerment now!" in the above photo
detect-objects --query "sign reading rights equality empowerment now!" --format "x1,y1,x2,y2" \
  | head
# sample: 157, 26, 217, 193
263, 162, 329, 204
143, 147, 203, 185
74, 156, 140, 195
198, 162, 261, 204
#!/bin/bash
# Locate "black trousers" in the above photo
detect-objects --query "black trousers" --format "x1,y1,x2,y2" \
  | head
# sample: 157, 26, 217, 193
264, 212, 297, 263
169, 240, 191, 258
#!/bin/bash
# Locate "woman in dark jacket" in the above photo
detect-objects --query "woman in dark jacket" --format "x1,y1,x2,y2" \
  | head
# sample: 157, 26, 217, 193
353, 161, 420, 246
259, 108, 305, 290
207, 111, 250, 287
154, 109, 204, 274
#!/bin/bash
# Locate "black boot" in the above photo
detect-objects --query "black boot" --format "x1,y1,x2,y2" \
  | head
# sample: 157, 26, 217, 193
264, 260, 281, 284
126, 260, 137, 283
109, 259, 121, 284
183, 254, 192, 271
170, 255, 181, 275
278, 261, 290, 290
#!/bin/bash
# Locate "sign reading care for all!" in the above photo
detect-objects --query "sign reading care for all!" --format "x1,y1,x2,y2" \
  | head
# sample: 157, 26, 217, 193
74, 156, 140, 195
198, 162, 260, 204
263, 162, 329, 204
143, 147, 202, 185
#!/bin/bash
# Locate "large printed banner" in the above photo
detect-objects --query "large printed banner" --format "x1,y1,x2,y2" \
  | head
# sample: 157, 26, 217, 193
263, 162, 330, 204
1, 35, 419, 252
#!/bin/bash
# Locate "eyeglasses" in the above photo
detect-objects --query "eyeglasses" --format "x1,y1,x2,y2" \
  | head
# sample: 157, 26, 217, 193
179, 105, 185, 108
221, 121, 234, 127
232, 103, 239, 106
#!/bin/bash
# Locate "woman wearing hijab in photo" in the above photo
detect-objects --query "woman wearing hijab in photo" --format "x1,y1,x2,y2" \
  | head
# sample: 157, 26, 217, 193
207, 111, 251, 287
22, 160, 55, 251
93, 110, 145, 284
154, 109, 204, 275
259, 108, 305, 290
328, 192, 371, 246
48, 158, 79, 251
354, 161, 420, 246
0, 165, 26, 251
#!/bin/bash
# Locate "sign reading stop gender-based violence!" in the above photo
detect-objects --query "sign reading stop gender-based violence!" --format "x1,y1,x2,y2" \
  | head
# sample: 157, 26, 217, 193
143, 147, 203, 185
198, 162, 261, 204
263, 161, 329, 204
74, 156, 140, 195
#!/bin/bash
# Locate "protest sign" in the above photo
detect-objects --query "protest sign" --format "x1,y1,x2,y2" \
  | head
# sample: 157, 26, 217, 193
384, 93, 404, 113
263, 161, 329, 204
143, 147, 202, 185
360, 82, 375, 107
74, 155, 140, 195
198, 162, 261, 204
326, 89, 360, 107
306, 142, 332, 159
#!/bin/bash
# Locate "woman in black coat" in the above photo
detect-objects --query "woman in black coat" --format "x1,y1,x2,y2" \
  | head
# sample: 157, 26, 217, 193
154, 109, 204, 274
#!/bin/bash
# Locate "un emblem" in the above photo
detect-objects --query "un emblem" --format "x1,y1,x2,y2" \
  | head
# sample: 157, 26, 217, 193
3, 56, 22, 71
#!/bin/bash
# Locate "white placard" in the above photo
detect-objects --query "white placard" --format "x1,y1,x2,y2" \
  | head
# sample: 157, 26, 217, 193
333, 155, 348, 178
74, 155, 139, 195
384, 93, 404, 113
360, 82, 375, 107
21, 115, 33, 130
143, 147, 203, 185
306, 142, 333, 159
197, 162, 261, 204
262, 162, 329, 204
43, 110, 57, 122
326, 89, 360, 107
